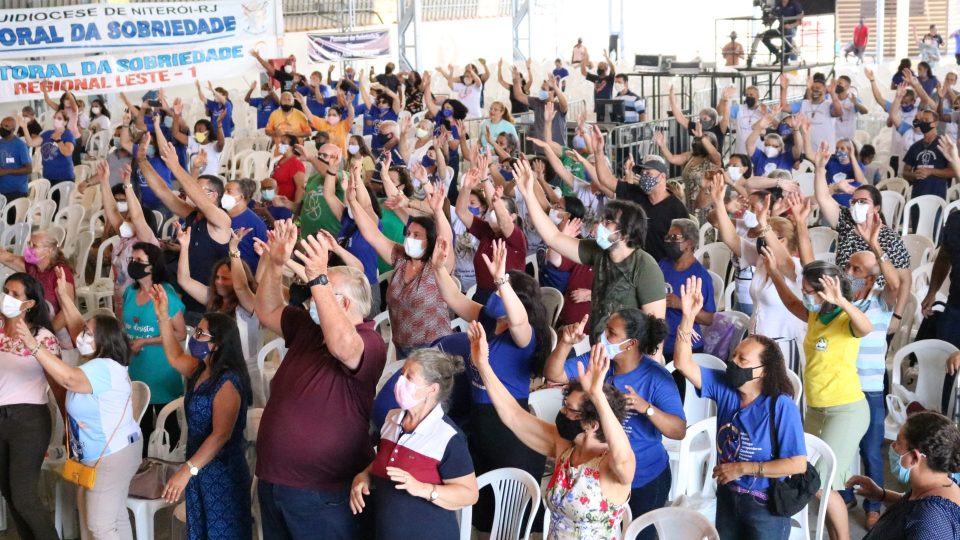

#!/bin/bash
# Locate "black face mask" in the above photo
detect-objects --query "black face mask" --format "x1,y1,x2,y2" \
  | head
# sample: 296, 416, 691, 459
913, 119, 935, 133
744, 96, 757, 108
280, 104, 293, 112
554, 411, 585, 441
664, 242, 685, 261
127, 261, 150, 280
724, 362, 758, 388
0, 127, 10, 139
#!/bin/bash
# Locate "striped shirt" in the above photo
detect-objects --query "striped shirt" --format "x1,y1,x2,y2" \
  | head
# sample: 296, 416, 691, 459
854, 292, 893, 392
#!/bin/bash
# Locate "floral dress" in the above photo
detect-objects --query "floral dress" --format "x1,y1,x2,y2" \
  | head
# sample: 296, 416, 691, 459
545, 446, 628, 540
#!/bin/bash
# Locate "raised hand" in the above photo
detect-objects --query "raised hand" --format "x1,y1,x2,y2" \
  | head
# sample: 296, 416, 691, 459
560, 217, 582, 237
760, 245, 780, 277
229, 227, 251, 250
679, 275, 704, 317
432, 237, 450, 269
543, 100, 555, 122
938, 135, 959, 165
512, 158, 535, 196
480, 239, 508, 282
294, 234, 330, 282
426, 184, 447, 214
175, 224, 191, 249
147, 283, 170, 321
863, 67, 875, 82
813, 141, 831, 168
468, 320, 489, 368
578, 343, 610, 398
816, 275, 845, 305
560, 314, 589, 345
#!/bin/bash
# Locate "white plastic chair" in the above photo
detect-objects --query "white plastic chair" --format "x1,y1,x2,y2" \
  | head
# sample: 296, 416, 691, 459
131, 381, 151, 423
807, 227, 838, 254
885, 339, 959, 440
540, 287, 564, 327
48, 182, 75, 209
28, 178, 51, 202
698, 222, 716, 248
75, 235, 118, 312
240, 151, 274, 181
672, 416, 718, 501
46, 225, 66, 248
126, 397, 188, 540
54, 205, 85, 260
694, 242, 733, 283
0, 223, 30, 256
790, 434, 836, 540
460, 468, 540, 540
723, 282, 736, 313
26, 200, 56, 229
257, 337, 287, 405
623, 506, 719, 540
785, 369, 803, 407
721, 310, 751, 360
877, 177, 910, 197
1, 197, 30, 224
71, 230, 95, 287
900, 195, 946, 244
376, 360, 405, 394
527, 387, 563, 423
525, 253, 539, 281
707, 270, 724, 311
879, 190, 905, 232
901, 234, 935, 271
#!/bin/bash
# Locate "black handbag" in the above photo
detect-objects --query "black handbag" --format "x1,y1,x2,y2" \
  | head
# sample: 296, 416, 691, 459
766, 397, 821, 516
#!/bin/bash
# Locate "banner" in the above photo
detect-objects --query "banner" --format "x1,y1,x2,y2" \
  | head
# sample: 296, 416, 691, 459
306, 30, 390, 62
0, 0, 282, 102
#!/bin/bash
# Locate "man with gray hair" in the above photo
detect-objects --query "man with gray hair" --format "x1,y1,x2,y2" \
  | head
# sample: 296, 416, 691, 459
658, 217, 716, 361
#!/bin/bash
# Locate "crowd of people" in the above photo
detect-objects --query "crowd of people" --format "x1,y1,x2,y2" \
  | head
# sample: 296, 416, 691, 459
0, 35, 960, 540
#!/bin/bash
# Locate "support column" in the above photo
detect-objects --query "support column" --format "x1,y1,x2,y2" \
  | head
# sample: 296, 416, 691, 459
512, 0, 530, 62
875, 0, 884, 64
895, 0, 909, 60
397, 0, 422, 71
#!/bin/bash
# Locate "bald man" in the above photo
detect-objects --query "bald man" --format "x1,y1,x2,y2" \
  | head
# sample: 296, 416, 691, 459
0, 116, 33, 205
840, 249, 900, 527
265, 91, 311, 138
295, 143, 345, 237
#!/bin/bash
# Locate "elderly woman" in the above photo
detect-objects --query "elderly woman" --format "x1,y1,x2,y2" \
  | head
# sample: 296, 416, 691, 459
674, 275, 807, 540
0, 230, 77, 334
471, 321, 634, 538
350, 349, 478, 538
848, 411, 960, 539
18, 271, 141, 540
659, 218, 716, 361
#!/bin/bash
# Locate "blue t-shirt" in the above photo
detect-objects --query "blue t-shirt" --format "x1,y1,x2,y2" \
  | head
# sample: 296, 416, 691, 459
206, 99, 234, 138
541, 263, 571, 293
825, 157, 863, 207
66, 358, 141, 462
268, 205, 294, 222
751, 147, 794, 176
697, 368, 806, 494
337, 213, 380, 287
132, 145, 172, 210
553, 67, 570, 80
0, 137, 32, 194
364, 106, 398, 140
659, 259, 715, 355
248, 97, 279, 130
230, 208, 268, 272
918, 76, 939, 99
467, 322, 537, 405
564, 354, 685, 488
40, 130, 76, 182
297, 85, 329, 117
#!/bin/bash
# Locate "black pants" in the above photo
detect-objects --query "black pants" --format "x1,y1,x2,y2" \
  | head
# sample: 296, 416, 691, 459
140, 402, 183, 458
762, 29, 796, 59
0, 403, 58, 540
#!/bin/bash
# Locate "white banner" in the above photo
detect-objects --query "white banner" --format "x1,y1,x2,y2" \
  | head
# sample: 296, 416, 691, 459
0, 0, 283, 102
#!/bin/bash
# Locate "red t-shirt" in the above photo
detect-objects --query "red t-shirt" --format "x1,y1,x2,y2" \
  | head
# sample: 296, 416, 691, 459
467, 219, 527, 291
557, 256, 594, 325
272, 156, 305, 200
255, 307, 387, 490
853, 25, 868, 47
26, 262, 75, 314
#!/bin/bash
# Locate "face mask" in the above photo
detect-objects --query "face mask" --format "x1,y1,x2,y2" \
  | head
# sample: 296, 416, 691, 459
75, 332, 96, 356
394, 374, 429, 410
764, 146, 780, 159
283, 65, 294, 74
835, 150, 849, 162
280, 104, 293, 112
163, 116, 174, 129
0, 127, 12, 138
639, 174, 659, 194
835, 86, 846, 94
664, 242, 685, 261
600, 332, 630, 360
111, 136, 121, 148
777, 124, 792, 137
614, 84, 624, 94
468, 206, 482, 216
548, 208, 563, 225
421, 155, 436, 168
187, 336, 211, 359
22, 246, 40, 265
119, 221, 135, 239
91, 107, 101, 115
848, 275, 868, 296
901, 103, 915, 114
308, 301, 320, 325
404, 236, 425, 259
913, 119, 934, 133
310, 78, 321, 86
744, 96, 757, 108
554, 410, 585, 441
442, 109, 453, 118
0, 294, 23, 318
347, 144, 360, 155
145, 146, 156, 159
53, 119, 65, 130
724, 362, 758, 388
278, 144, 290, 155
483, 293, 507, 320
194, 132, 208, 144
412, 178, 423, 191
595, 224, 618, 250
262, 189, 275, 201
850, 201, 870, 224
742, 210, 759, 229
416, 128, 430, 139
220, 194, 238, 211
802, 293, 821, 312
539, 90, 550, 101
572, 135, 586, 150
700, 117, 716, 130
127, 260, 150, 280
327, 113, 341, 124
726, 166, 743, 181
116, 201, 129, 213
888, 446, 915, 485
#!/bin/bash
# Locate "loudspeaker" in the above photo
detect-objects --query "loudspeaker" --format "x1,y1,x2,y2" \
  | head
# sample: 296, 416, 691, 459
608, 34, 619, 60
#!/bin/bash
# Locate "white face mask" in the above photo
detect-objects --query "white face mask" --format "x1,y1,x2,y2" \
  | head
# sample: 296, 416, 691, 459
742, 210, 759, 229
220, 194, 238, 211
90, 107, 101, 115
404, 236, 425, 259
283, 64, 294, 74
416, 128, 431, 139
119, 221, 135, 238
75, 332, 96, 356
53, 119, 65, 130
548, 208, 563, 225
850, 201, 871, 224
764, 146, 780, 158
0, 293, 23, 319
347, 144, 360, 155
116, 201, 129, 213
726, 165, 743, 181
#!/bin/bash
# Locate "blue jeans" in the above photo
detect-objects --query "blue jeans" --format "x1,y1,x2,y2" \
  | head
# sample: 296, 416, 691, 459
715, 484, 790, 540
841, 391, 886, 512
257, 480, 357, 540
628, 466, 672, 540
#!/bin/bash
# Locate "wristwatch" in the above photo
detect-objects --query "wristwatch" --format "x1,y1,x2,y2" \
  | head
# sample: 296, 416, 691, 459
186, 460, 200, 476
644, 405, 656, 418
494, 275, 510, 288
229, 250, 241, 259
429, 486, 439, 501
308, 274, 329, 287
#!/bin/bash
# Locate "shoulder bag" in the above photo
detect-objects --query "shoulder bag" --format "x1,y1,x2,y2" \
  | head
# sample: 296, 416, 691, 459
766, 395, 820, 516
62, 393, 132, 490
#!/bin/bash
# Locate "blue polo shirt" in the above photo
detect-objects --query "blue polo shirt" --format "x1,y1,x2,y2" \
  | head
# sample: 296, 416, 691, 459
0, 137, 32, 194
825, 157, 864, 207
337, 212, 380, 287
132, 143, 171, 210
751, 146, 794, 176
230, 208, 268, 272
659, 259, 715, 355
297, 85, 329, 117
466, 323, 537, 405
206, 99, 234, 138
248, 98, 279, 130
40, 130, 76, 182
564, 354, 685, 488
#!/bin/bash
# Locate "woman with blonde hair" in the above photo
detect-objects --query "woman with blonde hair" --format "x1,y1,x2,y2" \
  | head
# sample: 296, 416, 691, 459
479, 101, 518, 149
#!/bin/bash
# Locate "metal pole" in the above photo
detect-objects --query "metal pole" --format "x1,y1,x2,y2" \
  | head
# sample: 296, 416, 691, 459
875, 0, 884, 64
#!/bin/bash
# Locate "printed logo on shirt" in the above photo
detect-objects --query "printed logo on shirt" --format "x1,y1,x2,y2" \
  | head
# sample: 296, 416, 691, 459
763, 162, 776, 174
664, 283, 674, 295
915, 149, 938, 168
815, 337, 827, 352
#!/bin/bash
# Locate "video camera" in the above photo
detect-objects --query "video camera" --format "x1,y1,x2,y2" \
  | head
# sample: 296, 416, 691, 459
753, 0, 776, 26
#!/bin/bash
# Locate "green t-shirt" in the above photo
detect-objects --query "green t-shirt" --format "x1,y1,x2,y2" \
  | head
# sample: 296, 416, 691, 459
299, 173, 345, 238
378, 204, 406, 273
558, 147, 585, 196
578, 239, 666, 338
123, 282, 185, 404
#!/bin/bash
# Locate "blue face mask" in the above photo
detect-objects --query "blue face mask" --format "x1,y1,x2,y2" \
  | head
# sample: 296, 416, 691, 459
888, 446, 915, 485
187, 336, 210, 359
595, 224, 618, 250
468, 206, 482, 216
777, 123, 793, 137
901, 103, 915, 114
442, 109, 453, 118
145, 145, 156, 159
499, 168, 514, 182
572, 135, 586, 150
802, 293, 821, 312
483, 293, 507, 320
539, 90, 550, 101
421, 155, 436, 168
163, 116, 173, 129
835, 150, 849, 162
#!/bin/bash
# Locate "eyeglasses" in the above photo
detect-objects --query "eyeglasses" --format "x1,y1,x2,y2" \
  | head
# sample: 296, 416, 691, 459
193, 327, 212, 340
561, 399, 582, 419
664, 234, 686, 242
317, 152, 336, 160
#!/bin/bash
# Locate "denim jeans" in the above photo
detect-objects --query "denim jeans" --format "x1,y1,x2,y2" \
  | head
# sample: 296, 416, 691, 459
258, 480, 357, 540
715, 484, 790, 540
841, 391, 886, 512
628, 466, 672, 540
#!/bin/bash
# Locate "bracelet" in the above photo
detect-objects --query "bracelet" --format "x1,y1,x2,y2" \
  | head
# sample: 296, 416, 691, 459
229, 250, 241, 259
892, 313, 902, 321
758, 462, 764, 477
30, 343, 42, 357
158, 318, 170, 323
677, 329, 693, 343
494, 275, 510, 288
